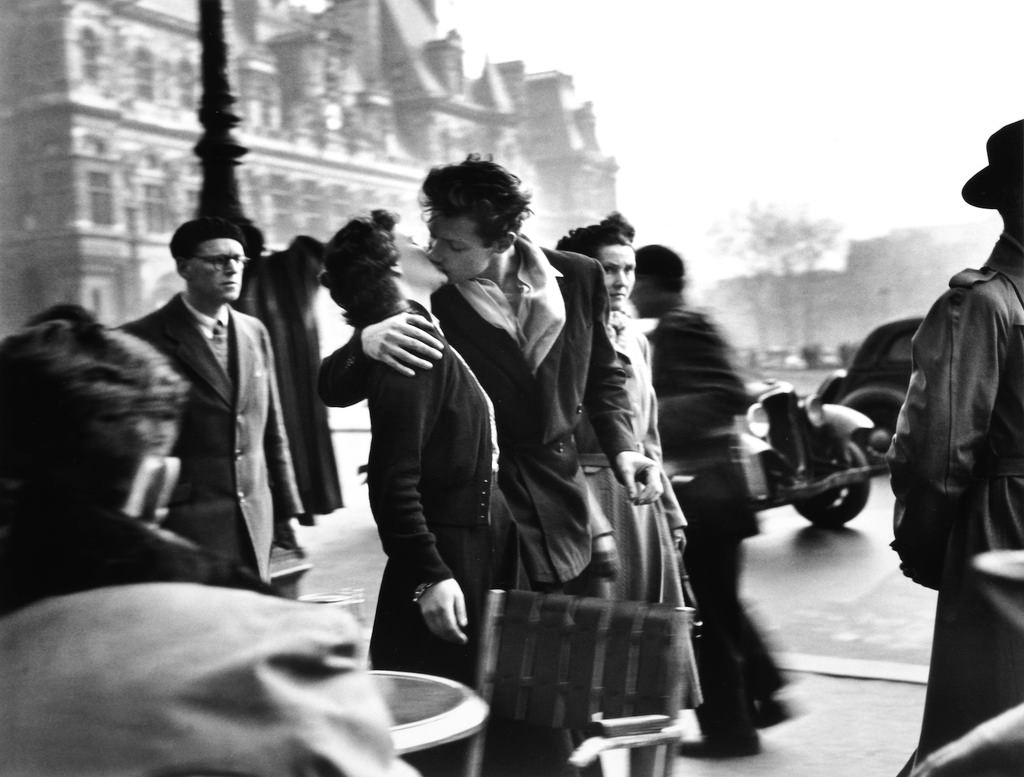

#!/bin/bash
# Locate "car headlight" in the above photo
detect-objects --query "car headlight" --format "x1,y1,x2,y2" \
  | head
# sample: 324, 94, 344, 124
804, 395, 825, 427
746, 403, 769, 438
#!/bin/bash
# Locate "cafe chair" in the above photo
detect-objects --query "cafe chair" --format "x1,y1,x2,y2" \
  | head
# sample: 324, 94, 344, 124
466, 588, 701, 777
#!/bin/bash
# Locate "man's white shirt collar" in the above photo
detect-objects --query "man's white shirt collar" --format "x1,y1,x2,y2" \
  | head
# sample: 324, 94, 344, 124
180, 294, 230, 340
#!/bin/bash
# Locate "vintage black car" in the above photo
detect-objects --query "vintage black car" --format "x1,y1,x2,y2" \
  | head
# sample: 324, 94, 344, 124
818, 316, 922, 462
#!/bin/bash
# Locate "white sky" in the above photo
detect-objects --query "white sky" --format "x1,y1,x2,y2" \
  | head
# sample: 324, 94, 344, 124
439, 0, 1021, 277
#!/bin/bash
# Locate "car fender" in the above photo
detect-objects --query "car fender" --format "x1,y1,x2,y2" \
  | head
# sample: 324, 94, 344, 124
815, 369, 848, 404
822, 403, 873, 437
840, 385, 907, 415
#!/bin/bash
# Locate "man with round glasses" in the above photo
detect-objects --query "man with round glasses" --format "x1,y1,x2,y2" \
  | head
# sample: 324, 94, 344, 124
124, 216, 304, 580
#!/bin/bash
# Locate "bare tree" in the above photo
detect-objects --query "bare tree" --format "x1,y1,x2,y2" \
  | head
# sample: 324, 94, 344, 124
714, 202, 843, 350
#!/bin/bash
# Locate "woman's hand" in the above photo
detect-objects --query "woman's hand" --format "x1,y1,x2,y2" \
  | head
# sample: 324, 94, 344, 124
417, 578, 468, 644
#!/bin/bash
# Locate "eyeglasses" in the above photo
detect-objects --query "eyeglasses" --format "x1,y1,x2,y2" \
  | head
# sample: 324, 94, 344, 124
192, 253, 250, 270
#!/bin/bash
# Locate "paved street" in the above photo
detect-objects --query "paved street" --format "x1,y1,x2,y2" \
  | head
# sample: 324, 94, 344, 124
296, 428, 931, 776
744, 475, 936, 676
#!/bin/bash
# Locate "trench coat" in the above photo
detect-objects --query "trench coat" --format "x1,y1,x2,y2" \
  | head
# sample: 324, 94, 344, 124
574, 318, 686, 603
889, 235, 1024, 764
125, 294, 304, 580
235, 236, 343, 518
0, 583, 414, 777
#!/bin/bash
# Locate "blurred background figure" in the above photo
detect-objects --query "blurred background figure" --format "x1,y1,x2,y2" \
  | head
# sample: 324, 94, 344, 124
633, 243, 788, 757
236, 234, 343, 524
124, 217, 305, 582
0, 310, 414, 776
556, 213, 687, 605
319, 210, 508, 687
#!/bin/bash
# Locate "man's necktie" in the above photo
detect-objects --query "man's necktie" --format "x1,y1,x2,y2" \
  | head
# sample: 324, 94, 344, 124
209, 320, 229, 374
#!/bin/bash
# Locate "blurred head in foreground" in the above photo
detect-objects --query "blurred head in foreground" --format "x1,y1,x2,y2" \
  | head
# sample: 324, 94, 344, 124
0, 307, 187, 516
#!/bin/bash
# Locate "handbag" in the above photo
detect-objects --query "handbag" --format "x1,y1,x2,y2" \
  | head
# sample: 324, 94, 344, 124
679, 560, 702, 643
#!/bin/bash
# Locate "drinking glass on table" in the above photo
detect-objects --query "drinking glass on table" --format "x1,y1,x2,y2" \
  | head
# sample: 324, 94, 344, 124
299, 588, 369, 647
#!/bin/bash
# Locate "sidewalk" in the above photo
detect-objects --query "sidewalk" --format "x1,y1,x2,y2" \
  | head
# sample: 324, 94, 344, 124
296, 501, 926, 777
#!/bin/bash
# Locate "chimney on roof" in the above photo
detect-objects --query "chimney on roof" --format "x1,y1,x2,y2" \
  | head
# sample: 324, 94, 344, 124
424, 29, 464, 96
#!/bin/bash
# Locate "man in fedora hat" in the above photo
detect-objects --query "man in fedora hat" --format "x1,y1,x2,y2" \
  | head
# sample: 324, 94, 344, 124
889, 118, 1024, 774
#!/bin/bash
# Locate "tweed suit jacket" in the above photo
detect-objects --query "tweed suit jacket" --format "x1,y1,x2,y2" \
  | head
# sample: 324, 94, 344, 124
125, 294, 303, 580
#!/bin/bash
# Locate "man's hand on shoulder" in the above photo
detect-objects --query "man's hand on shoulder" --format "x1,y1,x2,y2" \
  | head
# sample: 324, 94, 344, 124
362, 311, 445, 377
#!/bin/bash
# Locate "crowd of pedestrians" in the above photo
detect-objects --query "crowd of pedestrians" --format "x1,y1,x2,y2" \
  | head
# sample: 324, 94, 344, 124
2, 118, 1024, 777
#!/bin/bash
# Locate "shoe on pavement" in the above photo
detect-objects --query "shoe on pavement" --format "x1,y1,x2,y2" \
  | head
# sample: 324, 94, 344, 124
752, 697, 794, 728
678, 732, 762, 758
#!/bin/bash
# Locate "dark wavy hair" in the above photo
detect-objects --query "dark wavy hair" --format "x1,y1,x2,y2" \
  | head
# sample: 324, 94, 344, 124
320, 210, 405, 328
555, 212, 635, 259
420, 154, 533, 245
0, 311, 188, 512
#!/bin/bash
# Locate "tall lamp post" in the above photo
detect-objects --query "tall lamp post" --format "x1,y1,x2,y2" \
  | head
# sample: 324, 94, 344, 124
195, 0, 264, 258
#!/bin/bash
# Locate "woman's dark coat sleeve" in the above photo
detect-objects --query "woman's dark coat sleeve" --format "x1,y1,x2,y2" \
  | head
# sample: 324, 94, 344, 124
364, 364, 453, 583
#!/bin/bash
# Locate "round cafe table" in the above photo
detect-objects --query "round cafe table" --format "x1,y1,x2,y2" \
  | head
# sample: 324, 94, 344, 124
370, 669, 489, 755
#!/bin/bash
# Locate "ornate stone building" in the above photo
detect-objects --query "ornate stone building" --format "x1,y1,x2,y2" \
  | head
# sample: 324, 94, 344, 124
0, 0, 618, 334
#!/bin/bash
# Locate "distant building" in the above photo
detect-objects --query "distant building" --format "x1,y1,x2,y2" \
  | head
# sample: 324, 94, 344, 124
0, 0, 617, 333
704, 217, 1000, 359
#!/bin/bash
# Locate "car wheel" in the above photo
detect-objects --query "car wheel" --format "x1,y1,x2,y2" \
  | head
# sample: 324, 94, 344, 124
793, 441, 871, 528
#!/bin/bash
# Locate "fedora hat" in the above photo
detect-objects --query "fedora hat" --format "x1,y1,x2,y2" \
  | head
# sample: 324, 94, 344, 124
962, 119, 1024, 209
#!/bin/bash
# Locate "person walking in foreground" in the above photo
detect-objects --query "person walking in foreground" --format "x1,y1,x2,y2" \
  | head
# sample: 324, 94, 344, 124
124, 217, 304, 581
633, 243, 788, 757
890, 118, 1024, 776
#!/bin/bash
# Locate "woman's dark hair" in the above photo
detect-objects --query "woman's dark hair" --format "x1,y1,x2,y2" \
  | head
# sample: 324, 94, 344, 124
420, 154, 533, 245
320, 210, 405, 328
0, 312, 188, 512
556, 212, 635, 259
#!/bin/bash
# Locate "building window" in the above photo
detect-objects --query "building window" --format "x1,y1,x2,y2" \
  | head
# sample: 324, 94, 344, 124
299, 185, 325, 238
80, 28, 102, 83
87, 171, 114, 226
177, 59, 195, 108
39, 169, 69, 226
271, 192, 294, 241
134, 48, 156, 101
143, 183, 168, 233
